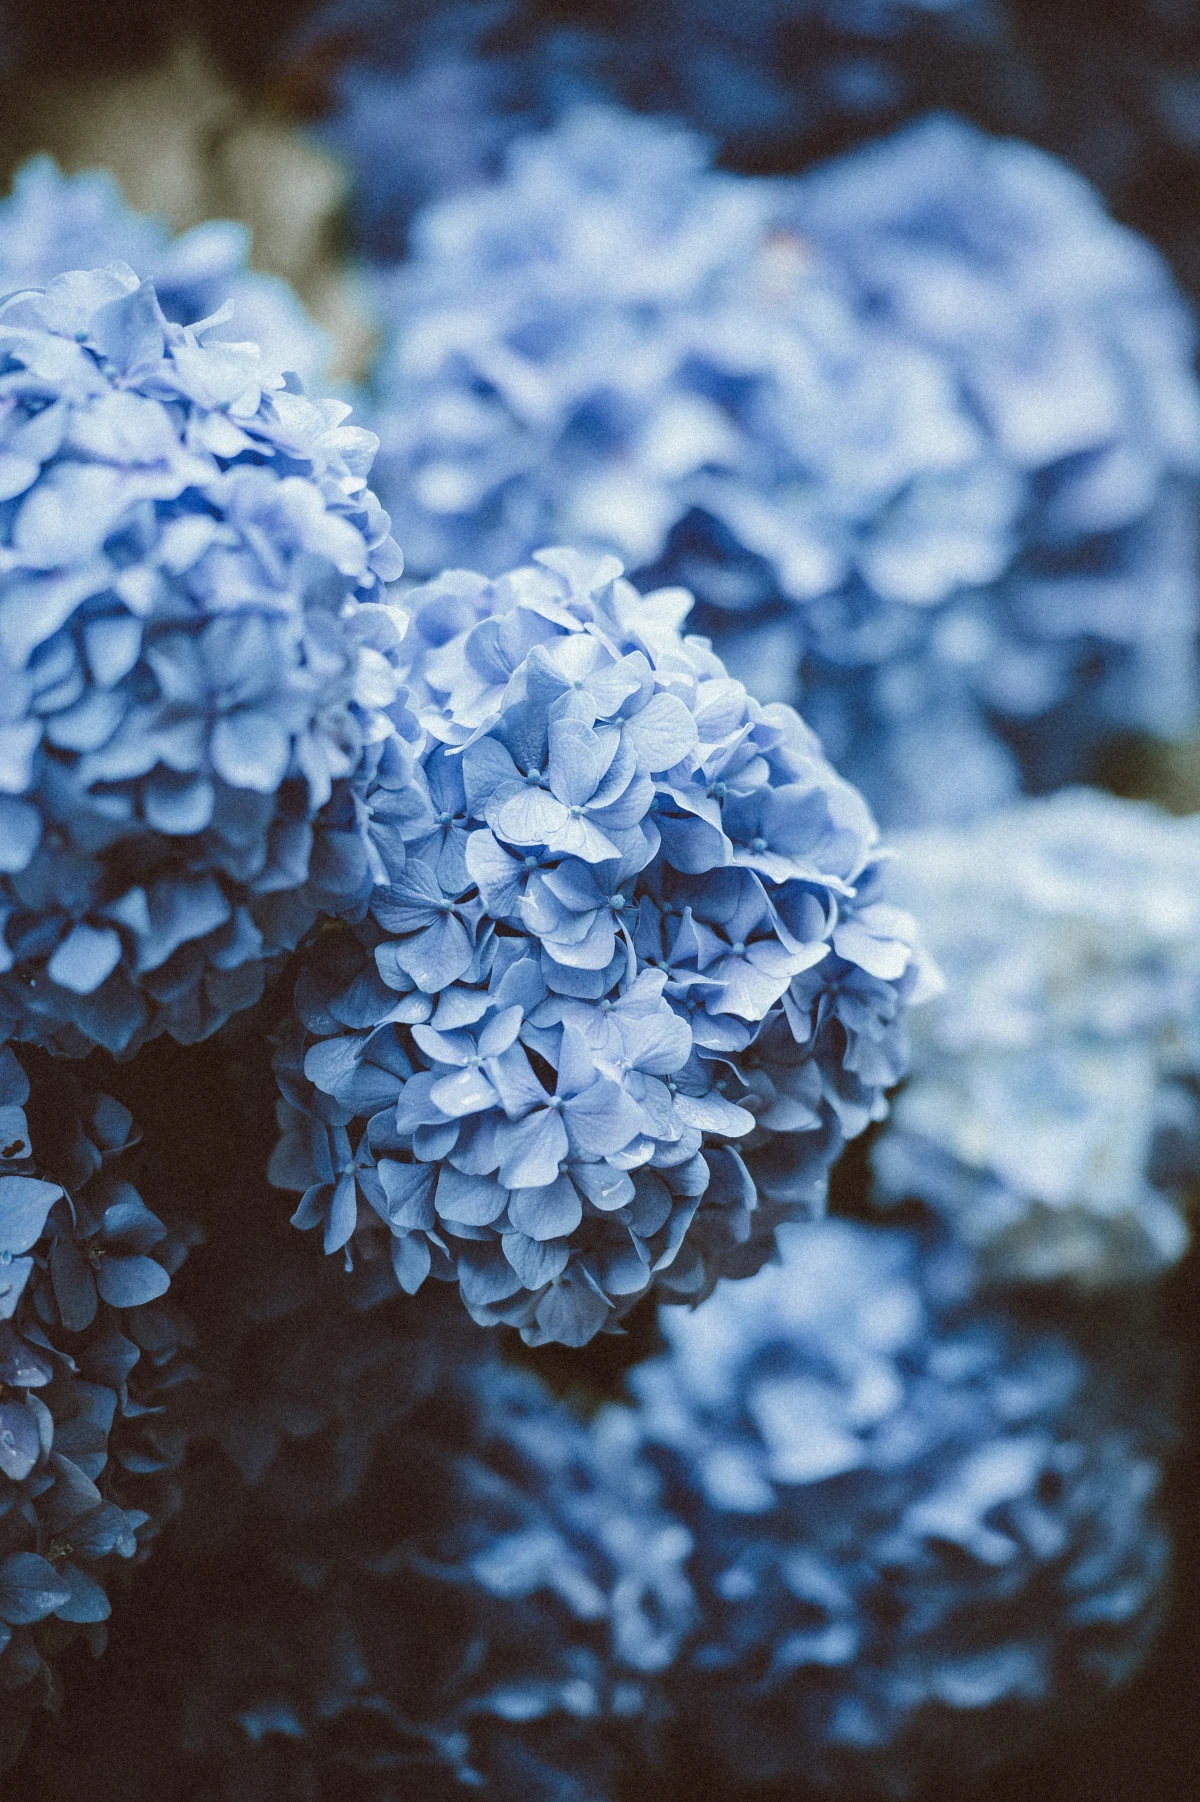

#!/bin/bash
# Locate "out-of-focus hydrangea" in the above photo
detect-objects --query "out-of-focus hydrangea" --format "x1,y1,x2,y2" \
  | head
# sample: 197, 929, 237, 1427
873, 788, 1200, 1286
986, 0, 1200, 307
625, 1216, 1173, 1791
24, 1230, 695, 1801
0, 1043, 192, 1770
287, 0, 1006, 259
0, 157, 331, 389
0, 264, 403, 1057
270, 548, 930, 1346
366, 105, 1200, 826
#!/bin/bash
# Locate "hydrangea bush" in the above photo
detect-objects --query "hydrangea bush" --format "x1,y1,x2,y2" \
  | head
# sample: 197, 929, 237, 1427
23, 1229, 695, 1802
872, 788, 1200, 1285
0, 1045, 192, 1768
366, 105, 1200, 825
626, 1217, 1173, 1790
270, 548, 930, 1345
0, 158, 330, 389
0, 264, 402, 1056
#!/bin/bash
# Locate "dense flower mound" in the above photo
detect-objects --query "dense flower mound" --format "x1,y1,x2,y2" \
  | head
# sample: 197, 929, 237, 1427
0, 264, 403, 1056
291, 0, 1006, 260
872, 788, 1200, 1286
0, 1043, 192, 1769
366, 105, 1200, 825
625, 1218, 1173, 1792
270, 547, 930, 1345
24, 1231, 695, 1801
0, 157, 331, 389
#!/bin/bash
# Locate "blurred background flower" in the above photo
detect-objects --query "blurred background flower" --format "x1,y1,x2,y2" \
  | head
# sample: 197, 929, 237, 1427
872, 789, 1200, 1287
359, 104, 1200, 827
627, 1218, 1175, 1793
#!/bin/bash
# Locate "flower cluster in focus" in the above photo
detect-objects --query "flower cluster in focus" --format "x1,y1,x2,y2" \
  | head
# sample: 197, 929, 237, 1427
271, 547, 929, 1344
0, 264, 403, 1056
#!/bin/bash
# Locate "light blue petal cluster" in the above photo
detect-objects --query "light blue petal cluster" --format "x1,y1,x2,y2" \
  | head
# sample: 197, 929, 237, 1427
366, 105, 1200, 825
0, 264, 404, 1055
0, 1044, 192, 1767
271, 548, 931, 1345
625, 1217, 1172, 1788
873, 787, 1200, 1284
0, 158, 331, 389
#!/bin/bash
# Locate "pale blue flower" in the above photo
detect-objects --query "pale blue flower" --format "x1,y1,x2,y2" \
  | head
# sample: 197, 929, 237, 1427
873, 788, 1200, 1284
366, 105, 1200, 825
272, 549, 932, 1345
0, 266, 403, 1055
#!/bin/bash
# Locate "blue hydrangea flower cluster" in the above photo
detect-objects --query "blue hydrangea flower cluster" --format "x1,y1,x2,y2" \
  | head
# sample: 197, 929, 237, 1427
292, 0, 1003, 260
0, 157, 331, 389
270, 548, 930, 1345
34, 1230, 695, 1802
0, 263, 403, 1056
625, 1217, 1173, 1790
0, 1044, 192, 1769
872, 787, 1200, 1286
365, 105, 1200, 825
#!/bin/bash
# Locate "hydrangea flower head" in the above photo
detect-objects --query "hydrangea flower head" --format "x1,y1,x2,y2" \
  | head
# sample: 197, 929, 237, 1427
0, 157, 331, 389
368, 105, 1200, 825
627, 1217, 1172, 1789
873, 788, 1200, 1284
0, 1045, 191, 1768
271, 548, 931, 1345
0, 264, 403, 1055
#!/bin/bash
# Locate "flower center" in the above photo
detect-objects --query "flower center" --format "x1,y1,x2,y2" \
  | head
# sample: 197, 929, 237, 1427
751, 836, 768, 852
731, 941, 746, 957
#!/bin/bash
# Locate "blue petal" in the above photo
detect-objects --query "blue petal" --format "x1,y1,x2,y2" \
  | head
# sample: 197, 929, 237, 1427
94, 1253, 170, 1309
0, 1176, 63, 1255
507, 1174, 583, 1241
0, 1401, 39, 1482
0, 1552, 71, 1626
